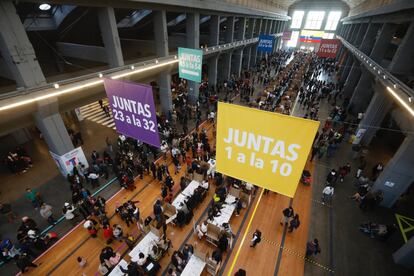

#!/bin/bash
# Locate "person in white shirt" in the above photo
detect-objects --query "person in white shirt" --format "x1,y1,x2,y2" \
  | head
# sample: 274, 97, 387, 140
196, 221, 208, 239
322, 185, 334, 204
200, 180, 209, 190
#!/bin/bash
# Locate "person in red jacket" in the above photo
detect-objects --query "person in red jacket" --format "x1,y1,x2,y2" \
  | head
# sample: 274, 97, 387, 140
103, 224, 113, 244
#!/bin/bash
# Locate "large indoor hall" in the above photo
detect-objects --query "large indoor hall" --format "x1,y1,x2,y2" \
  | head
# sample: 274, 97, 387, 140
0, 0, 413, 276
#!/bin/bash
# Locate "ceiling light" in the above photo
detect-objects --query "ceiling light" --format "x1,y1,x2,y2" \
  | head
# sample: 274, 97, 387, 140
130, 65, 135, 70
394, 84, 397, 89
174, 55, 177, 59
386, 87, 414, 117
155, 59, 159, 64
409, 97, 412, 103
98, 73, 103, 78
53, 83, 59, 89
39, 3, 51, 11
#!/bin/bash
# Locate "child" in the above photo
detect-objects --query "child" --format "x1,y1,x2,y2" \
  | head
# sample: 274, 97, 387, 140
77, 256, 87, 267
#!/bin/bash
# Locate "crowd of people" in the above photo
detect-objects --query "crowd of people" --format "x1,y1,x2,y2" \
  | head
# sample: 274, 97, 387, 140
4, 147, 33, 175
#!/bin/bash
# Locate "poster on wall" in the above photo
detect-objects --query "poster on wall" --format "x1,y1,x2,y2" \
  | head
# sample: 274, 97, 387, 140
103, 78, 161, 148
178, 47, 203, 83
258, 35, 275, 53
317, 39, 341, 58
50, 147, 89, 176
216, 102, 319, 198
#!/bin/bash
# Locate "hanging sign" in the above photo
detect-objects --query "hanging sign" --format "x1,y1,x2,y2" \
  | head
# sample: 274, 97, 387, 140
103, 78, 160, 148
216, 102, 319, 197
178, 47, 203, 83
317, 39, 341, 58
258, 35, 275, 53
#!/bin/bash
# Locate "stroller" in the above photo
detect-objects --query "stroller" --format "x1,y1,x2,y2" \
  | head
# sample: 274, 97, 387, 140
301, 170, 312, 185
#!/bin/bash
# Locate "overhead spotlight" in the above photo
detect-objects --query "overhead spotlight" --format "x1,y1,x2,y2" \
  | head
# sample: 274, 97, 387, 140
409, 97, 412, 103
378, 70, 381, 74
98, 73, 103, 78
394, 84, 397, 89
130, 65, 135, 70
383, 75, 387, 79
212, 47, 215, 50
155, 59, 159, 64
373, 66, 376, 70
39, 3, 51, 11
53, 83, 59, 89
174, 55, 177, 59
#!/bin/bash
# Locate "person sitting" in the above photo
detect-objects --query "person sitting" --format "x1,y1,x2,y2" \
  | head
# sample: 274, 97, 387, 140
120, 261, 145, 276
136, 252, 147, 266
218, 234, 229, 252
182, 244, 194, 261
149, 245, 162, 261
196, 221, 208, 239
171, 250, 185, 272
211, 249, 222, 264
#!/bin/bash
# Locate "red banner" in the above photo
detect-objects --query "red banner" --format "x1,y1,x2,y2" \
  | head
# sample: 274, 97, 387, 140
317, 39, 341, 58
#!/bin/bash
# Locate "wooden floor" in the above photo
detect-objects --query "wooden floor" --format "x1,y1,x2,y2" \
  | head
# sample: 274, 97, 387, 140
23, 63, 316, 276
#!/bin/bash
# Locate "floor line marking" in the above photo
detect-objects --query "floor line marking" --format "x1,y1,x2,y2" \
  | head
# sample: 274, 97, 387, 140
274, 198, 293, 276
227, 188, 264, 276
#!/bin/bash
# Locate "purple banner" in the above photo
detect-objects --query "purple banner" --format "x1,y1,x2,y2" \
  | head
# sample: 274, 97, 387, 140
103, 78, 160, 148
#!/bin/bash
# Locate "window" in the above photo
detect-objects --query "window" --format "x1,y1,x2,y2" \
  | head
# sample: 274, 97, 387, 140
291, 10, 305, 29
287, 31, 300, 48
323, 32, 335, 39
325, 11, 342, 31
304, 11, 325, 30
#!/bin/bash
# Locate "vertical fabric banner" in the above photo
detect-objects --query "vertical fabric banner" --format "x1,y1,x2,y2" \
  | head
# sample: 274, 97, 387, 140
178, 47, 203, 83
104, 78, 160, 148
282, 31, 292, 40
317, 39, 341, 58
258, 35, 274, 53
216, 102, 319, 198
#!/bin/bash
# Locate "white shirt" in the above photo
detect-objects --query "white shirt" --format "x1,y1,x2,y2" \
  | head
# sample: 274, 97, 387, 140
322, 186, 334, 196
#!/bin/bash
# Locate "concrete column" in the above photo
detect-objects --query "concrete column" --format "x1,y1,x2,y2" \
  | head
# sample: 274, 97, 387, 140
354, 23, 368, 47
373, 135, 414, 208
393, 237, 414, 268
268, 20, 274, 35
220, 16, 235, 81
153, 10, 172, 116
340, 54, 353, 83
208, 55, 219, 88
209, 15, 220, 46
359, 23, 381, 54
208, 15, 220, 89
388, 20, 414, 75
186, 12, 200, 103
370, 23, 397, 63
225, 16, 235, 43
98, 7, 124, 68
356, 82, 393, 145
348, 69, 374, 114
35, 100, 74, 156
252, 19, 263, 67
0, 1, 46, 88
243, 19, 255, 69
342, 59, 361, 98
232, 18, 246, 77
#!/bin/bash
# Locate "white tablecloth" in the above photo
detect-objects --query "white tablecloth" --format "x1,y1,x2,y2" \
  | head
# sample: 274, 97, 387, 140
211, 194, 236, 227
108, 259, 128, 276
181, 254, 206, 276
207, 159, 216, 176
129, 231, 159, 262
172, 180, 200, 209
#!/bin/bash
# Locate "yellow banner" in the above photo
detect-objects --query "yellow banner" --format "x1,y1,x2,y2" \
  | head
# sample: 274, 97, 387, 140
216, 102, 319, 198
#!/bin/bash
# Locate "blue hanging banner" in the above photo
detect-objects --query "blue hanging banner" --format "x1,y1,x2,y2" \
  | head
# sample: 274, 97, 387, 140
258, 35, 274, 53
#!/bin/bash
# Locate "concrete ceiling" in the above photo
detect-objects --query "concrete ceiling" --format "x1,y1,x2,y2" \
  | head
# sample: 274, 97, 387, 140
280, 0, 366, 9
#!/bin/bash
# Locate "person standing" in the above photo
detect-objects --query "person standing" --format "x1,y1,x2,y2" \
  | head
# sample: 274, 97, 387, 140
288, 214, 300, 233
280, 206, 294, 226
306, 239, 321, 257
15, 254, 37, 273
39, 203, 56, 225
25, 188, 42, 209
250, 229, 262, 247
62, 202, 77, 225
322, 185, 334, 205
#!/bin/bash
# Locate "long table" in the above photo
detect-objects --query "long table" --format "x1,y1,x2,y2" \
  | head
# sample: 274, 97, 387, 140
129, 231, 159, 262
172, 180, 200, 210
181, 254, 206, 276
211, 194, 236, 227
